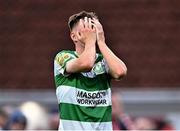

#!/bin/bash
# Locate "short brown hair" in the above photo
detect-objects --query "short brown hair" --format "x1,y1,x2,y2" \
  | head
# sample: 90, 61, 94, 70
68, 11, 98, 31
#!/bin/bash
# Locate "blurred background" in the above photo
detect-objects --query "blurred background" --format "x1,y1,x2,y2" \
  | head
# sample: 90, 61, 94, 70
0, 0, 180, 130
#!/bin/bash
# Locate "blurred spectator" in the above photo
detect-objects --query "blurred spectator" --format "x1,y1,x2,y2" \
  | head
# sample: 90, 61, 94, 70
20, 101, 49, 130
112, 92, 135, 130
1, 105, 14, 116
49, 109, 59, 130
156, 119, 174, 130
5, 110, 27, 130
134, 117, 156, 130
0, 108, 8, 130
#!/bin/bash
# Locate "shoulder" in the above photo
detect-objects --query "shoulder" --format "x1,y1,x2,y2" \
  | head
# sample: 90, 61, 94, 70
54, 50, 76, 65
55, 50, 76, 59
55, 50, 75, 57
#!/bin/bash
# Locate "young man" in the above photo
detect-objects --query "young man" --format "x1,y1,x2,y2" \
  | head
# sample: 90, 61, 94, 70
54, 11, 127, 130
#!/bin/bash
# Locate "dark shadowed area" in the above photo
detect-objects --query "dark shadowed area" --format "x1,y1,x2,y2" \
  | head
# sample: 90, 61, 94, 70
0, 0, 180, 89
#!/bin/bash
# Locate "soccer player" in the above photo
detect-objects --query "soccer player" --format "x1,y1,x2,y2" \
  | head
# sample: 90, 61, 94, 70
54, 11, 127, 130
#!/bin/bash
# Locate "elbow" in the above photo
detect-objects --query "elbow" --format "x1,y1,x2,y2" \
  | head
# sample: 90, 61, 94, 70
122, 66, 128, 76
84, 62, 94, 70
80, 61, 94, 71
114, 66, 127, 79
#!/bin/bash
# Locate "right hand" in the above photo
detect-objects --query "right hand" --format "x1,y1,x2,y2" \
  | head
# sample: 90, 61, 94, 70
77, 17, 96, 45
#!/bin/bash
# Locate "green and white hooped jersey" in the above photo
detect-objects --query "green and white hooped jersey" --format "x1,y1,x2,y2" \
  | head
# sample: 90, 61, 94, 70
54, 50, 112, 130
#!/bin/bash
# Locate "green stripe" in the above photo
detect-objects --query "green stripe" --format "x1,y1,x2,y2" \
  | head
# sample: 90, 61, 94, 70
59, 103, 111, 122
54, 73, 111, 91
95, 54, 103, 63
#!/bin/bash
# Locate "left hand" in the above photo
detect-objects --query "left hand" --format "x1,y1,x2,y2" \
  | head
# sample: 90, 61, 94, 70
92, 18, 105, 43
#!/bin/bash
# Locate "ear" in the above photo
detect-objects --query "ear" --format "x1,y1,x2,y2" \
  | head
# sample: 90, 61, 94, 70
70, 32, 78, 42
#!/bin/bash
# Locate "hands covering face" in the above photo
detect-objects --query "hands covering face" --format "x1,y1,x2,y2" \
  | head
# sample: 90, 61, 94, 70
76, 17, 96, 44
77, 17, 105, 45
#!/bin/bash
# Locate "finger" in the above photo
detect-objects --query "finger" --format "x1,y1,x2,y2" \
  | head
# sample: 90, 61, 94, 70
91, 20, 99, 27
92, 18, 98, 23
79, 19, 84, 29
91, 22, 97, 27
84, 17, 88, 28
93, 17, 99, 22
91, 23, 97, 31
91, 19, 96, 23
92, 18, 101, 25
88, 18, 91, 29
91, 19, 103, 30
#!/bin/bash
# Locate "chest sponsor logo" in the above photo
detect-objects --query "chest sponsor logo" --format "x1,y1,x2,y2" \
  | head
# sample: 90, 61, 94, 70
76, 90, 109, 106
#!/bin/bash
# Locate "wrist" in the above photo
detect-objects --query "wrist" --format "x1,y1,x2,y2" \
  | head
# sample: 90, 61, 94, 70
97, 32, 105, 43
97, 40, 106, 47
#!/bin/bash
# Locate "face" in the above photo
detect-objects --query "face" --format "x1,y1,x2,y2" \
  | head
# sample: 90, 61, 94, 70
10, 123, 26, 130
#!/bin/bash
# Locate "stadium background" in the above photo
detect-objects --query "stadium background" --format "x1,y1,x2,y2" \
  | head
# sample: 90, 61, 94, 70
0, 0, 180, 130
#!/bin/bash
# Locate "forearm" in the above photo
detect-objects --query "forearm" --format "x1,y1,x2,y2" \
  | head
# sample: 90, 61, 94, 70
66, 43, 96, 73
78, 43, 96, 67
98, 41, 127, 79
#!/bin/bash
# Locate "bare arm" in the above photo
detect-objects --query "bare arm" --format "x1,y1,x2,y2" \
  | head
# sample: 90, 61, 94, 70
98, 42, 127, 79
66, 18, 97, 73
66, 43, 96, 73
93, 19, 127, 79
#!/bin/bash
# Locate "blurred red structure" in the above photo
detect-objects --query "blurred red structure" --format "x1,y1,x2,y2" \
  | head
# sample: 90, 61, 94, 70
0, 0, 180, 89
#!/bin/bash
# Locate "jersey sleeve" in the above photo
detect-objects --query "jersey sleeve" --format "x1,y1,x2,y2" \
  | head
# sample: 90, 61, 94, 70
54, 51, 75, 76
